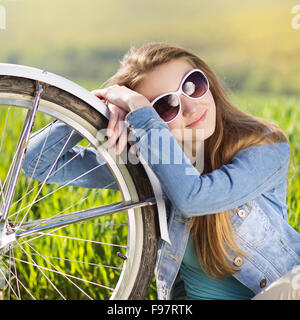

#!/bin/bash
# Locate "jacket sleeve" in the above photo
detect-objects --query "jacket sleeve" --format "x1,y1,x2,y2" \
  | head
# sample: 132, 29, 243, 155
22, 120, 119, 190
125, 106, 290, 217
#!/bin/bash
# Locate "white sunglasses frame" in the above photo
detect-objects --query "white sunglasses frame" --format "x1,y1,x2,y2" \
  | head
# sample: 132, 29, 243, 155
151, 68, 210, 123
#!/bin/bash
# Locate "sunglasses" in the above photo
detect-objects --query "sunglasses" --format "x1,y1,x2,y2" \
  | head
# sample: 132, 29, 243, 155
151, 68, 209, 123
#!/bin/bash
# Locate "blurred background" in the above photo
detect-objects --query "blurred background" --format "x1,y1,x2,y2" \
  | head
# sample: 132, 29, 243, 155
0, 0, 299, 93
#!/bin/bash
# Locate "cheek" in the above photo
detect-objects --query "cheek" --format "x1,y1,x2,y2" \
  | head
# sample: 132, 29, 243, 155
205, 90, 215, 108
205, 103, 216, 138
206, 91, 216, 123
167, 119, 185, 141
209, 103, 216, 122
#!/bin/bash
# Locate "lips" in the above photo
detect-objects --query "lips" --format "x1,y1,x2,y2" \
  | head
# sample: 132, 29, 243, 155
186, 110, 207, 127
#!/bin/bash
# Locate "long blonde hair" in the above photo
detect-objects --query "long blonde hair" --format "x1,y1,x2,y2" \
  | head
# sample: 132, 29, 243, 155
106, 42, 292, 279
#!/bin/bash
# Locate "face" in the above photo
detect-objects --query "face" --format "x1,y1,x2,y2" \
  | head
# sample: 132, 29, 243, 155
135, 58, 216, 155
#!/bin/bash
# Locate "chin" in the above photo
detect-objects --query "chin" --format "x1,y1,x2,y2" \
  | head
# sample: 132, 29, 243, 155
203, 124, 216, 140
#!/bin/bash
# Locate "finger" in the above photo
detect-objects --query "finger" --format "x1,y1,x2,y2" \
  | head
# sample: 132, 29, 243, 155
115, 125, 128, 156
91, 88, 108, 99
107, 105, 127, 143
115, 111, 128, 153
106, 115, 125, 149
92, 86, 131, 113
106, 103, 119, 137
106, 126, 119, 149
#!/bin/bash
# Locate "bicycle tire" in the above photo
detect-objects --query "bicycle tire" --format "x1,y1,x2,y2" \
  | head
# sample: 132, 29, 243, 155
0, 74, 160, 300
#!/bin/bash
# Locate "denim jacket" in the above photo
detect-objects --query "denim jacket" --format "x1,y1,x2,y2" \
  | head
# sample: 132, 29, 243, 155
22, 106, 300, 300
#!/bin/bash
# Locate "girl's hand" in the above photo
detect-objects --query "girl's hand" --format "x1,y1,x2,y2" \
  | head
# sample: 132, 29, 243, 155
91, 85, 151, 113
92, 86, 149, 155
106, 102, 128, 155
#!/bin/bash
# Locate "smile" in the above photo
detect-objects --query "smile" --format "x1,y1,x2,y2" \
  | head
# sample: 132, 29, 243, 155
186, 110, 207, 128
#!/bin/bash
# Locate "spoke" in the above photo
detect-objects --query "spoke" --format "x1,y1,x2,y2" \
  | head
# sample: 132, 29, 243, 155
0, 107, 10, 203
20, 245, 66, 300
0, 106, 10, 154
0, 265, 19, 299
15, 186, 106, 230
4, 251, 123, 270
10, 247, 21, 299
72, 221, 127, 226
1, 258, 36, 299
18, 197, 124, 228
12, 121, 55, 224
14, 128, 76, 231
10, 139, 92, 213
6, 226, 126, 287
8, 255, 114, 291
27, 232, 127, 248
9, 226, 74, 253
13, 215, 107, 252
0, 178, 5, 213
7, 248, 12, 299
24, 242, 94, 300
0, 85, 43, 222
14, 160, 105, 229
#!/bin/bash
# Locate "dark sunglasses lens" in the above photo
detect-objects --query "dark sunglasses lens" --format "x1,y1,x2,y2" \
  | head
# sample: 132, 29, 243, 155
182, 71, 208, 98
153, 94, 180, 122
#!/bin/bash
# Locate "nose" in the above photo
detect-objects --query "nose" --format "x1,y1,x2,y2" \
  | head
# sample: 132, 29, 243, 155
180, 94, 198, 116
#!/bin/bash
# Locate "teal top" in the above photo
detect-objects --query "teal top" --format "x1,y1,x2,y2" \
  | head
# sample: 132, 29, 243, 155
180, 235, 255, 300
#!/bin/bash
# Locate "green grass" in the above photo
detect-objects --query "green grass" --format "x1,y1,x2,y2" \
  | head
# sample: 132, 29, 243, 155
0, 90, 299, 300
230, 91, 300, 231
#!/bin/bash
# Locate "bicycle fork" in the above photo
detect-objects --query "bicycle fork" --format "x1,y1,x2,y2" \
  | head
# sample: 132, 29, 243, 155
0, 83, 43, 251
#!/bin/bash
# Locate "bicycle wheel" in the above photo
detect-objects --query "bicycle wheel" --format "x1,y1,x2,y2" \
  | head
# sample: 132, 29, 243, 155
0, 70, 160, 300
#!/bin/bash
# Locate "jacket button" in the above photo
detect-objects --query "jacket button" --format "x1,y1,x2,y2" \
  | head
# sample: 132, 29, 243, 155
233, 256, 243, 267
260, 279, 267, 288
237, 209, 246, 218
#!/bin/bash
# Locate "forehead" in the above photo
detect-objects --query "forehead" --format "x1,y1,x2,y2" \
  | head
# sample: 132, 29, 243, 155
135, 58, 194, 102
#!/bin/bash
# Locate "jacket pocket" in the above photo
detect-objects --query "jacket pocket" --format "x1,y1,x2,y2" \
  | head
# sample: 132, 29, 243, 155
255, 226, 300, 275
235, 203, 300, 276
235, 203, 270, 248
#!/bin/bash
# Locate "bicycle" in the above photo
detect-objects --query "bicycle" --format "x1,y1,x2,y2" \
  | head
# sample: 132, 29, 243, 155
0, 63, 170, 300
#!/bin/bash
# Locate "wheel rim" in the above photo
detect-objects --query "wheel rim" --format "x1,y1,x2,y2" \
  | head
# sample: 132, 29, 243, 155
0, 93, 150, 300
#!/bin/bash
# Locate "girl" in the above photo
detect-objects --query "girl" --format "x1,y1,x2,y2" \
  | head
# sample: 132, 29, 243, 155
23, 42, 300, 300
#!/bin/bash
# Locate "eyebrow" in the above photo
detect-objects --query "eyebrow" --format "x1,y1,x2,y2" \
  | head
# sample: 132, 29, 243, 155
150, 69, 193, 102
